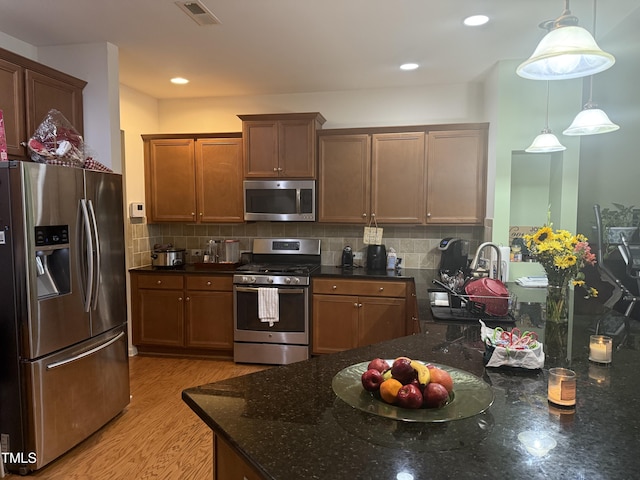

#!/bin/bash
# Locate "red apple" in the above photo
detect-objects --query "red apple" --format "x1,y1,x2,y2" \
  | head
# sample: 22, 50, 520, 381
396, 383, 423, 409
361, 368, 384, 392
367, 358, 390, 373
391, 358, 416, 385
423, 382, 450, 408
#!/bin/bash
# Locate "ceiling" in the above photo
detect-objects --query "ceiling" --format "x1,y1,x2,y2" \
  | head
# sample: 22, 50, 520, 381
0, 0, 637, 100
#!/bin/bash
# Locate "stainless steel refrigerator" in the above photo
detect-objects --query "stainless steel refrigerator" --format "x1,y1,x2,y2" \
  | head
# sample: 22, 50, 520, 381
0, 161, 129, 474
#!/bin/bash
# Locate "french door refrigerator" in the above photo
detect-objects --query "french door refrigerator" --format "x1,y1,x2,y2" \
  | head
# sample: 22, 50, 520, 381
0, 161, 129, 474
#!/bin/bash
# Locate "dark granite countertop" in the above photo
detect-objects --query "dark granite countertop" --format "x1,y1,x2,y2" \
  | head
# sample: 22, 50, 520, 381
130, 265, 437, 321
183, 299, 640, 479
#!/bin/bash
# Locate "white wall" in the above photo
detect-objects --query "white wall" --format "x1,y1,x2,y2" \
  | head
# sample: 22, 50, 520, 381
119, 85, 160, 207
157, 82, 485, 133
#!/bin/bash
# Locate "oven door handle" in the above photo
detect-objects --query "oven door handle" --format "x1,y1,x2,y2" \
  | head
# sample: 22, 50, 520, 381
235, 286, 306, 294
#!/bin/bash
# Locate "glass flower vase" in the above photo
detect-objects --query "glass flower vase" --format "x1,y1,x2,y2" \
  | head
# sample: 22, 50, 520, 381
544, 283, 570, 365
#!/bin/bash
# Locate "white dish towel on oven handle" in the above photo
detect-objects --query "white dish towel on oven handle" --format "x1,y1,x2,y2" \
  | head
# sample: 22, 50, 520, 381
258, 287, 279, 327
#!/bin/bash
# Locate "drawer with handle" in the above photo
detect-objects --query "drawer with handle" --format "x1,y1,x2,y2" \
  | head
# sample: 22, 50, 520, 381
313, 278, 406, 297
136, 274, 184, 290
186, 275, 233, 291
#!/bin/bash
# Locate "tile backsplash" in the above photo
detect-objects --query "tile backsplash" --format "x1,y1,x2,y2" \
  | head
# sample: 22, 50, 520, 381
127, 220, 484, 270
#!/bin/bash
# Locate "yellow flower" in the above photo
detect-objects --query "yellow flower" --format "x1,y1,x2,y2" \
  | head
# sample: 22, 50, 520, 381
526, 223, 597, 299
531, 226, 553, 245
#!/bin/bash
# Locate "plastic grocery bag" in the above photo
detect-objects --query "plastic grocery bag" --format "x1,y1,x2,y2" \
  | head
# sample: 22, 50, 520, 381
480, 320, 545, 369
27, 109, 85, 167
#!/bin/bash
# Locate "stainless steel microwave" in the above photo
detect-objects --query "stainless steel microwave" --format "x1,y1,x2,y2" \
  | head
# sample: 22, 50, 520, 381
243, 180, 316, 222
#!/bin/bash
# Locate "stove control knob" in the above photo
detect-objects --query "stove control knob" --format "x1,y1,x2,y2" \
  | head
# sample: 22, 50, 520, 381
242, 276, 256, 284
284, 277, 292, 284
293, 277, 301, 284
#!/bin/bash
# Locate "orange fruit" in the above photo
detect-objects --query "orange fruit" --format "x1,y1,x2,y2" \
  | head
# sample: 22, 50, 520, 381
429, 367, 454, 393
379, 378, 403, 404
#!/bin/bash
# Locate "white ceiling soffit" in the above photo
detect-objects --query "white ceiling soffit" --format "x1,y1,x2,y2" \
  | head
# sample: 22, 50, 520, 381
175, 1, 221, 26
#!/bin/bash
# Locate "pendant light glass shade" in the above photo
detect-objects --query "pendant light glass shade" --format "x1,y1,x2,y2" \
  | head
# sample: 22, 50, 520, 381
563, 104, 620, 135
525, 129, 567, 153
517, 25, 615, 80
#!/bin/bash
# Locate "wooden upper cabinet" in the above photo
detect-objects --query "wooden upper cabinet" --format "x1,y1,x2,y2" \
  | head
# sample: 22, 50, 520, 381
239, 112, 325, 178
195, 138, 244, 223
144, 135, 244, 223
0, 58, 25, 158
0, 48, 86, 160
25, 70, 84, 142
426, 129, 487, 224
371, 132, 426, 224
318, 131, 426, 224
145, 138, 198, 222
318, 134, 370, 223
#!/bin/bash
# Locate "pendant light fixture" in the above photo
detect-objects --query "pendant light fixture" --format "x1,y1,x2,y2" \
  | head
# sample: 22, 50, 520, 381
563, 0, 620, 136
526, 82, 566, 153
517, 0, 615, 81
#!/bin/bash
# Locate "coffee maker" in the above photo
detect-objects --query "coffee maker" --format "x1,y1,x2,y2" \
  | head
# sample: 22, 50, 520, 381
438, 238, 469, 278
366, 244, 387, 271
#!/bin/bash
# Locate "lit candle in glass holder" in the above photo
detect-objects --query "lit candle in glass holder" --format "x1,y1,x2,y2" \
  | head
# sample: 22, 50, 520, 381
589, 335, 612, 364
548, 368, 576, 407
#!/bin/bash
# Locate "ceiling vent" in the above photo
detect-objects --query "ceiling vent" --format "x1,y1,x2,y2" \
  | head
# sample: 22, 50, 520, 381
175, 1, 221, 26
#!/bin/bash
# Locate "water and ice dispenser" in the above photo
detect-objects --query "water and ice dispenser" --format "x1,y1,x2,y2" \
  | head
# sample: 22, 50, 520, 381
34, 225, 70, 299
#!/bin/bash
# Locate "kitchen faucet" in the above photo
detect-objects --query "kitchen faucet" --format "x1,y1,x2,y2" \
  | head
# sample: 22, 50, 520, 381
469, 242, 502, 280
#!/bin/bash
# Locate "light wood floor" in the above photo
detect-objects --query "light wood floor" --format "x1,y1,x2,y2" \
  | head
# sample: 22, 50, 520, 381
6, 356, 267, 480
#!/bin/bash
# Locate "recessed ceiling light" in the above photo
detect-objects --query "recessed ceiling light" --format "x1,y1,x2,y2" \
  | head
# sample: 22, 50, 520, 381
464, 15, 489, 26
400, 63, 419, 71
171, 77, 190, 85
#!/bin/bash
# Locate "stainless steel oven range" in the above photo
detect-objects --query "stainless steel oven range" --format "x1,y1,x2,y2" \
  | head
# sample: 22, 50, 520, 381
233, 238, 321, 365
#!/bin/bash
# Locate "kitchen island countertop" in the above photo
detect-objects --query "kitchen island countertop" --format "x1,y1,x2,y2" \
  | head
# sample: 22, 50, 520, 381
183, 303, 640, 479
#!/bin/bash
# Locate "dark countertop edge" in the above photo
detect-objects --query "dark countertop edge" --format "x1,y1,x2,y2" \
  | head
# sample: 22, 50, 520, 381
181, 391, 272, 479
129, 264, 434, 281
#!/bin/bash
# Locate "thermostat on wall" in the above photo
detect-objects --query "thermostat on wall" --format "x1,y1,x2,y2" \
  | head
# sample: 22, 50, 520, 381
129, 202, 146, 218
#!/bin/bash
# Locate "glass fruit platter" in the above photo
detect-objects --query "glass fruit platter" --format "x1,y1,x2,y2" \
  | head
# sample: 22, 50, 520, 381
332, 361, 494, 423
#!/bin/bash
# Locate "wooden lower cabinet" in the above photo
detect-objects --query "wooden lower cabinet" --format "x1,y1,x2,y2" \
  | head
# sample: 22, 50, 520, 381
312, 278, 407, 354
312, 294, 359, 354
214, 434, 265, 480
131, 272, 234, 356
185, 276, 234, 350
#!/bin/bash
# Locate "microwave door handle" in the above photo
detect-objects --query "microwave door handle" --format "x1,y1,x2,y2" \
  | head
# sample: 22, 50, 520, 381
296, 188, 301, 214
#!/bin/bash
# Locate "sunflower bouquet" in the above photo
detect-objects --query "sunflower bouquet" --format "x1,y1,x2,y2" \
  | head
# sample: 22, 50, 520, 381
524, 225, 598, 298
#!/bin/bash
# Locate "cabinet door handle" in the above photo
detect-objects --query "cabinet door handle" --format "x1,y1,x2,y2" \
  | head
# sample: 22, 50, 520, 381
358, 303, 363, 308
206, 281, 212, 286
191, 212, 195, 216
332, 285, 337, 290
156, 280, 162, 285
362, 213, 367, 218
427, 212, 431, 217
186, 296, 190, 301
371, 213, 376, 218
379, 287, 384, 292
354, 302, 359, 307
273, 167, 278, 172
199, 212, 203, 216
178, 297, 183, 301
20, 141, 27, 147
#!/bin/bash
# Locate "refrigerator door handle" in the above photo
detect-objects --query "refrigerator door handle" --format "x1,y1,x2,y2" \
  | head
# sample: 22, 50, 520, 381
45, 331, 125, 370
80, 199, 94, 312
87, 199, 101, 310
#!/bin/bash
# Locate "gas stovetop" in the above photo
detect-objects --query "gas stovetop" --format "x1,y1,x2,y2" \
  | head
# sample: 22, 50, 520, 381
234, 238, 321, 284
236, 263, 320, 276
